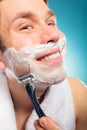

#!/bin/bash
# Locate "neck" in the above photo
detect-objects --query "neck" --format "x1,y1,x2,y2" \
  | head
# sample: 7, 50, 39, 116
7, 76, 33, 113
5, 69, 47, 113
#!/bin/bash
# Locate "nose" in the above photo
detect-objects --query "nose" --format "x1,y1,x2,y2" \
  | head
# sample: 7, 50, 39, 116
39, 24, 62, 44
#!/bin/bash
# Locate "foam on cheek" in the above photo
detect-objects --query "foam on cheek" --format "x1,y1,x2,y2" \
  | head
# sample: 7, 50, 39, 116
19, 36, 66, 60
19, 42, 55, 60
3, 36, 66, 90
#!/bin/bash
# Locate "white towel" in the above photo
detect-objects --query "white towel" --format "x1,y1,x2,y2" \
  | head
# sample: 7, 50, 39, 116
0, 71, 17, 130
0, 71, 75, 130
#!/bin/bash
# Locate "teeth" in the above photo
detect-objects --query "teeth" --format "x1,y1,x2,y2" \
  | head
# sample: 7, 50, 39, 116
41, 52, 60, 61
45, 56, 50, 60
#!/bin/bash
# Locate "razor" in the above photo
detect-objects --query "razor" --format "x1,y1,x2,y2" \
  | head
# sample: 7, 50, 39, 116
18, 73, 46, 118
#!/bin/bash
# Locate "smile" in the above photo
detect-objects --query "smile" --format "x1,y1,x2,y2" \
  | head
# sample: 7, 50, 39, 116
35, 48, 63, 65
40, 51, 61, 61
31, 37, 66, 63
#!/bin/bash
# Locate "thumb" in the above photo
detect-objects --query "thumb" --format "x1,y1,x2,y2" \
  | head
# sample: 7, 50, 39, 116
39, 116, 60, 130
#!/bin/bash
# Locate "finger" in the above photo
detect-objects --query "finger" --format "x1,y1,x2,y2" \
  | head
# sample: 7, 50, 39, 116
39, 116, 60, 130
34, 120, 44, 130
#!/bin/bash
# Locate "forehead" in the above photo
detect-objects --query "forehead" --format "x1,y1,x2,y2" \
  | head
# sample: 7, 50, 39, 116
0, 0, 48, 22
0, 0, 49, 27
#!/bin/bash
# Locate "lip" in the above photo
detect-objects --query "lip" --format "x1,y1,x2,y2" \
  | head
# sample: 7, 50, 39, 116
40, 55, 63, 65
36, 47, 60, 61
35, 47, 63, 64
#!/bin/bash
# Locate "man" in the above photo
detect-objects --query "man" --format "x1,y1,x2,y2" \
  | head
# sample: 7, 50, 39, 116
0, 0, 87, 130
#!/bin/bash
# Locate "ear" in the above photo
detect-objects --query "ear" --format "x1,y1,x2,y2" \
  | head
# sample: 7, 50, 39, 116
0, 51, 6, 71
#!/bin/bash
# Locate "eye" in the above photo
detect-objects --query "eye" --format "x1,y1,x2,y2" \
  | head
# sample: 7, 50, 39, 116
48, 22, 55, 26
18, 24, 34, 33
20, 25, 33, 30
47, 20, 56, 26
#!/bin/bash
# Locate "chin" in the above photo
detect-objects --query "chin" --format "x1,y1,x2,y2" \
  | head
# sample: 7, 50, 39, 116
30, 60, 66, 84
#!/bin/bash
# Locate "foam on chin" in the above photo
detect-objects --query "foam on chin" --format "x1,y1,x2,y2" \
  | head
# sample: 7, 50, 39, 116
29, 59, 66, 84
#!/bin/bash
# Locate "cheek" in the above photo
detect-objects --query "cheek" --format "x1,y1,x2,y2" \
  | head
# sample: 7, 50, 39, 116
58, 30, 65, 39
9, 33, 39, 50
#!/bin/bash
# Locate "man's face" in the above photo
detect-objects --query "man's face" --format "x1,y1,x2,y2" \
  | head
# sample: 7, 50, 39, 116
0, 0, 66, 84
1, 0, 63, 49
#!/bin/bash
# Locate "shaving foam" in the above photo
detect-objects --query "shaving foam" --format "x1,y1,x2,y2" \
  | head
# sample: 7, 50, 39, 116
3, 36, 66, 90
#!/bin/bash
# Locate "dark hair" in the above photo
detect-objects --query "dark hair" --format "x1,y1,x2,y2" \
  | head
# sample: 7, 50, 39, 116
44, 0, 48, 4
0, 37, 6, 52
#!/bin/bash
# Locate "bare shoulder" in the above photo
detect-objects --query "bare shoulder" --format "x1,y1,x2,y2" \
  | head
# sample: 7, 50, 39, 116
67, 76, 87, 107
67, 76, 87, 130
67, 76, 87, 91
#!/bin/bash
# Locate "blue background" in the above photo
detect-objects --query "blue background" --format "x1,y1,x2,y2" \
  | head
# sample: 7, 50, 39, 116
49, 0, 87, 85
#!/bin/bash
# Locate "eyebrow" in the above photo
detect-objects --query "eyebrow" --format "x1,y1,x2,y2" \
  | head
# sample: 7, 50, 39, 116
12, 10, 56, 22
47, 10, 56, 18
12, 12, 34, 22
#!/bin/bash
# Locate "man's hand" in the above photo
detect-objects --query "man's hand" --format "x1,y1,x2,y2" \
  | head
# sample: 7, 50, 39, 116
34, 116, 61, 130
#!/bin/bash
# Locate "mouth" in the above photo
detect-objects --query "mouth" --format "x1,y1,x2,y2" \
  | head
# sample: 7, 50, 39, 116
33, 37, 66, 64
36, 47, 63, 64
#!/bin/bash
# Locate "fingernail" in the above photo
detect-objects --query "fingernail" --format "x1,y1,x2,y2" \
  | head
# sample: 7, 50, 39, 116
40, 117, 47, 128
